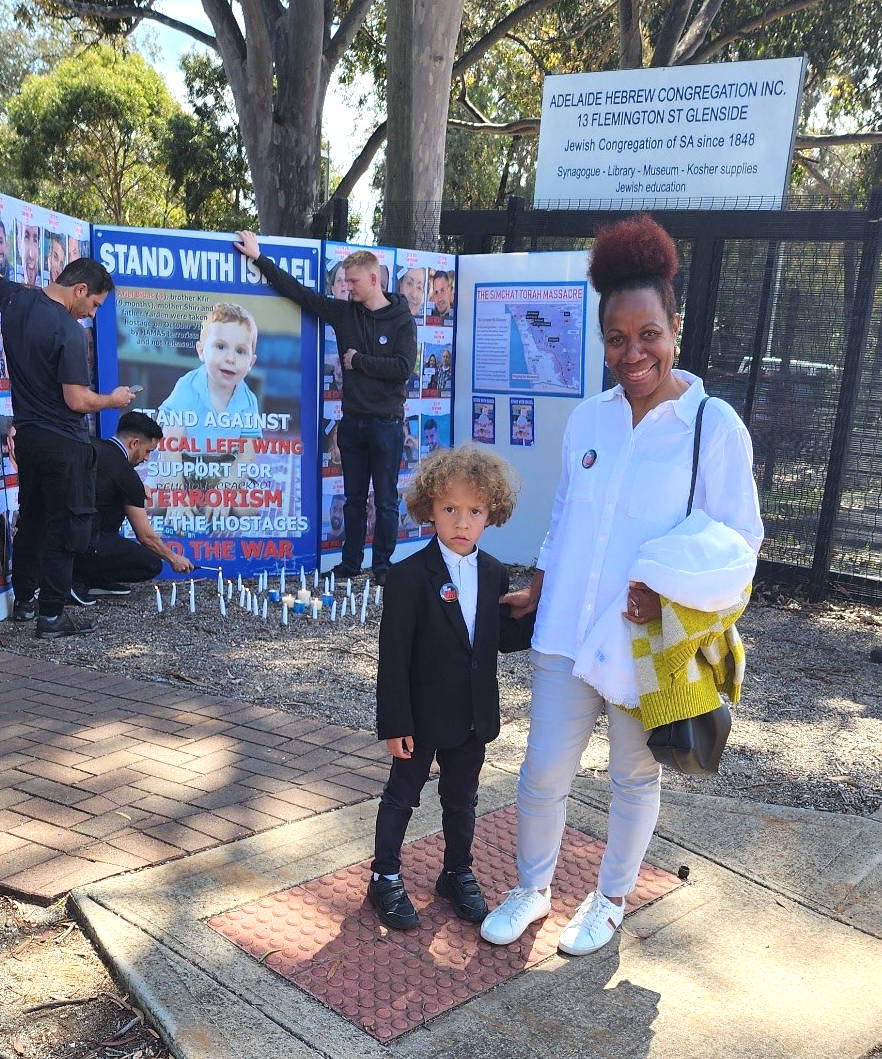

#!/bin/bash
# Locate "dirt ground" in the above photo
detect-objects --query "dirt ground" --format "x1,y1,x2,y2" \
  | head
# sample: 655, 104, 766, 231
1, 574, 880, 1057
0, 894, 168, 1059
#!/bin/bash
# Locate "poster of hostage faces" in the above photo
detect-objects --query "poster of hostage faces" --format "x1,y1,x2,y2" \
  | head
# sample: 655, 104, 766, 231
319, 244, 458, 553
0, 193, 89, 288
92, 226, 321, 575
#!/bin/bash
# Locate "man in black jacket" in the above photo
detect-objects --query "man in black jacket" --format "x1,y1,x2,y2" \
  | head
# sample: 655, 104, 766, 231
233, 232, 417, 584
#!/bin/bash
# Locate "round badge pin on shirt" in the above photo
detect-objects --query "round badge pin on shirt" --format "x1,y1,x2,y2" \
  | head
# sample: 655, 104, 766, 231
440, 582, 458, 603
582, 449, 597, 469
379, 335, 388, 344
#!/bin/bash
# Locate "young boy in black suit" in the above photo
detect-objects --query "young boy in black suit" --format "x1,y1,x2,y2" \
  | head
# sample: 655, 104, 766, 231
369, 446, 534, 930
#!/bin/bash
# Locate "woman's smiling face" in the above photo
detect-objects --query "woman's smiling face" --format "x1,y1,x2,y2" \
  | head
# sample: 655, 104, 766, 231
602, 287, 681, 410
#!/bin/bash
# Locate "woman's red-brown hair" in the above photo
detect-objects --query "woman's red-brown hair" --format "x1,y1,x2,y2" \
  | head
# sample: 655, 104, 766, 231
589, 213, 680, 328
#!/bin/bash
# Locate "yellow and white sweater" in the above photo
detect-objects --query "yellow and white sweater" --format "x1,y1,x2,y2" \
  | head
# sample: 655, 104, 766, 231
621, 587, 749, 731
571, 509, 758, 713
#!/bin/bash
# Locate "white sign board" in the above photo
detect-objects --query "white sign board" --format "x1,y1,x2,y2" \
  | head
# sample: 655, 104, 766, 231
535, 57, 805, 209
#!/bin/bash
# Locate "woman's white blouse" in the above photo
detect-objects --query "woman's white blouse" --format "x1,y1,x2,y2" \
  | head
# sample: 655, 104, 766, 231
531, 371, 764, 662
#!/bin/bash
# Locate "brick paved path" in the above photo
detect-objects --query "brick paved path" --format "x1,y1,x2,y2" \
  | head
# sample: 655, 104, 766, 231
0, 651, 386, 902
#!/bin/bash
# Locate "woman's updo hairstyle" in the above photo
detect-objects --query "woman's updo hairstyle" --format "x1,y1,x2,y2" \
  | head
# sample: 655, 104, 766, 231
589, 213, 680, 329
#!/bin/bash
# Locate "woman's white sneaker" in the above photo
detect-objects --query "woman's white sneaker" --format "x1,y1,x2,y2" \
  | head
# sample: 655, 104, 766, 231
558, 890, 625, 955
480, 886, 551, 945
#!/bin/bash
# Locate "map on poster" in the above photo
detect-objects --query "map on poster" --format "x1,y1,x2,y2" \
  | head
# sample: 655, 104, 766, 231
472, 282, 586, 397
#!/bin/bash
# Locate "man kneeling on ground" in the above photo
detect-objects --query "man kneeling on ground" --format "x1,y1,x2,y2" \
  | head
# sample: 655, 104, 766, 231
71, 412, 193, 603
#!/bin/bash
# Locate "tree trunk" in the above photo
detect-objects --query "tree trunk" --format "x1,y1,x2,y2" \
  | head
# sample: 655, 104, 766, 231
618, 0, 644, 69
384, 0, 465, 249
202, 0, 325, 236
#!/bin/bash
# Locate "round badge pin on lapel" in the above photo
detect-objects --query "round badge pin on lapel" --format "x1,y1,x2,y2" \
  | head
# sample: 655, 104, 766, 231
440, 582, 458, 603
582, 449, 597, 469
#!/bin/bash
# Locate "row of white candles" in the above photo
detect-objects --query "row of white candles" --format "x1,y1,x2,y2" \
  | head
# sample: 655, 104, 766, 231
155, 569, 380, 624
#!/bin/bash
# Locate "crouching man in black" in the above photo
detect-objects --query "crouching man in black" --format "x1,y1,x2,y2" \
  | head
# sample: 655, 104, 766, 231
71, 412, 193, 602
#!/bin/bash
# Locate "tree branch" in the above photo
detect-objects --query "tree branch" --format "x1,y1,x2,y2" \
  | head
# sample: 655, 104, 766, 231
795, 132, 882, 148
45, 1, 218, 49
672, 0, 724, 63
504, 32, 549, 74
447, 116, 540, 136
687, 0, 822, 64
451, 0, 560, 78
793, 153, 846, 206
325, 0, 376, 72
650, 0, 694, 67
327, 119, 388, 202
457, 78, 491, 123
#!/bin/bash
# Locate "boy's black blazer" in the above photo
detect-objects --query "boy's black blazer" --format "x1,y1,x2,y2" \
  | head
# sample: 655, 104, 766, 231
376, 536, 535, 749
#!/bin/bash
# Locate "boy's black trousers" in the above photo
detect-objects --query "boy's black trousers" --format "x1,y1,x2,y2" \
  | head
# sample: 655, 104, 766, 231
371, 732, 486, 876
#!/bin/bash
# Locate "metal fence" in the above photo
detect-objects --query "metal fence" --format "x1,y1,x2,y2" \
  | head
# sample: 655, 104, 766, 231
411, 191, 882, 601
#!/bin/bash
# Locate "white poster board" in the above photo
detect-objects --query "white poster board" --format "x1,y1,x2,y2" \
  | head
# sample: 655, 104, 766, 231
454, 251, 603, 565
535, 57, 805, 208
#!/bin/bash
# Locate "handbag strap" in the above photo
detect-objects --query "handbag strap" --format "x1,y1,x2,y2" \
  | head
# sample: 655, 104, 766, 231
686, 395, 711, 517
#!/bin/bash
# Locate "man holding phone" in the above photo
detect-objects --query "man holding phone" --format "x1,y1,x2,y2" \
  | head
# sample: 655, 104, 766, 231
1, 257, 136, 638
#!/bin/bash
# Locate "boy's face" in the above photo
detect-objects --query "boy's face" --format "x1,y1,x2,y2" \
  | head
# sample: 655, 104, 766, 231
431, 477, 489, 556
198, 320, 256, 393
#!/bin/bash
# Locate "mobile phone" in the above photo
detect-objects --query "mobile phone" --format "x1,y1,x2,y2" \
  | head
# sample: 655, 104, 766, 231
129, 385, 144, 395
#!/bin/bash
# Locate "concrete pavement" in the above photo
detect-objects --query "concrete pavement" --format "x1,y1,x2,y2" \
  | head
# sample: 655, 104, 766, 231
1, 649, 879, 1057
71, 765, 882, 1059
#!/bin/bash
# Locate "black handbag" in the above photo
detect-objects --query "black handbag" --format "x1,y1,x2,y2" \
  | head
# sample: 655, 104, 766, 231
645, 396, 732, 776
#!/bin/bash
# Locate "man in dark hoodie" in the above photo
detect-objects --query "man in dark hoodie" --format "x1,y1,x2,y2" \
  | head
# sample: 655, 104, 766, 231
234, 232, 417, 584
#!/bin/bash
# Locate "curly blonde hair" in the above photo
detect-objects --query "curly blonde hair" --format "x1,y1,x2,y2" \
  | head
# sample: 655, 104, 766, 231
406, 446, 519, 527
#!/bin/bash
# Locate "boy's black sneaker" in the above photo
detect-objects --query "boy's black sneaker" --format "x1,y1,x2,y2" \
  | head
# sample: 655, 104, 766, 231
371, 568, 387, 587
69, 583, 98, 607
35, 610, 98, 640
435, 869, 489, 923
332, 563, 360, 580
12, 595, 37, 621
367, 876, 419, 930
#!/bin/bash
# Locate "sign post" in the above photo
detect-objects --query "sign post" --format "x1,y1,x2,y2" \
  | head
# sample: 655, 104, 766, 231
535, 57, 806, 209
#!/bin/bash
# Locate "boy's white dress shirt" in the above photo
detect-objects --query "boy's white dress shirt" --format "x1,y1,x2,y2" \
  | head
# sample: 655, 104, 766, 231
438, 537, 479, 645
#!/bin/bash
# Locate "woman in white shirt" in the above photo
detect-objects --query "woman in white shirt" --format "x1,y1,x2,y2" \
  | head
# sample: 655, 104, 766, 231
481, 213, 763, 955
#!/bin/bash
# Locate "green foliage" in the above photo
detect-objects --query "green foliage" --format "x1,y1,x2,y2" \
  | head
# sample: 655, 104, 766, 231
2, 43, 184, 226
0, 0, 80, 100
